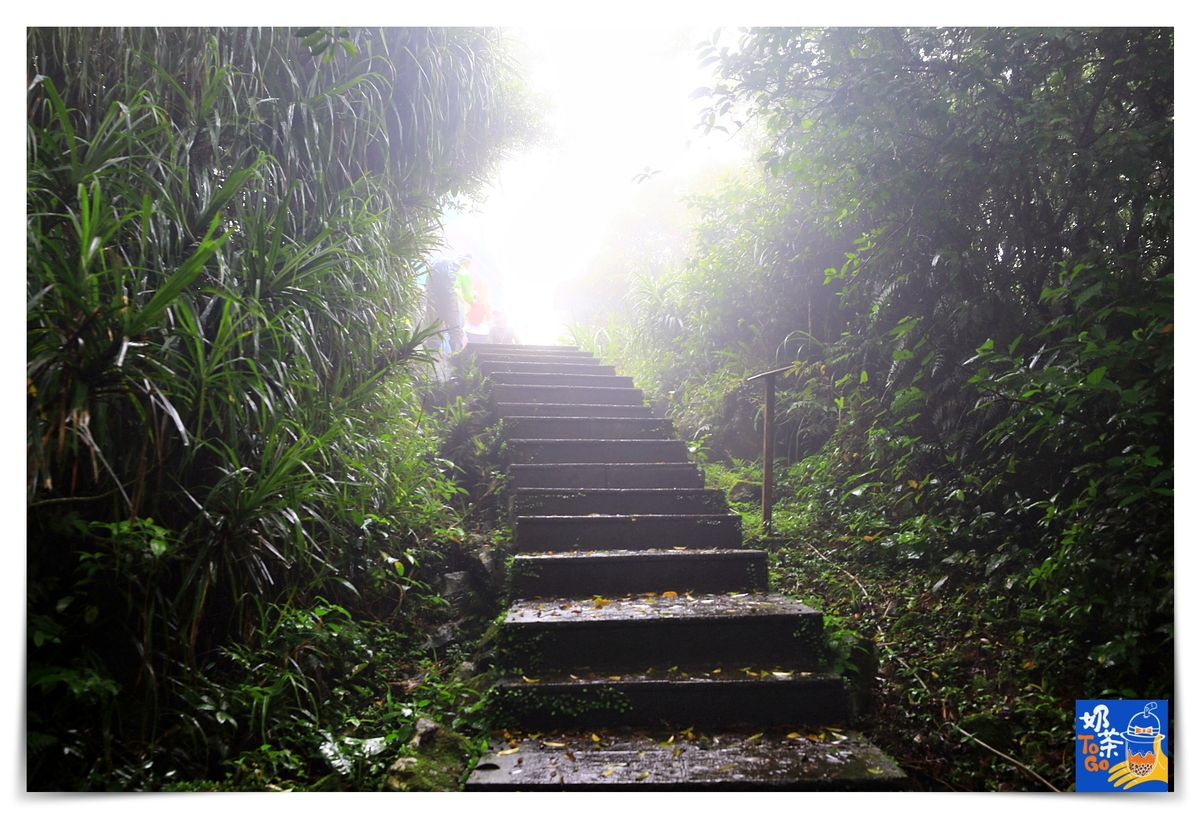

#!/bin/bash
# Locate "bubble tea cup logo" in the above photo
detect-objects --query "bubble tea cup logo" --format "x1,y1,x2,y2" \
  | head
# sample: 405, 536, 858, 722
1075, 700, 1168, 791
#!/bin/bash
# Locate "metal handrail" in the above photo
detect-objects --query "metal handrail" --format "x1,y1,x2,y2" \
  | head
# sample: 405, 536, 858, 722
746, 365, 793, 534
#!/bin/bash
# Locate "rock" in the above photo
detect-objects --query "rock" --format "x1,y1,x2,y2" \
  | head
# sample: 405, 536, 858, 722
385, 756, 420, 791
728, 480, 762, 504
421, 622, 457, 650
409, 717, 440, 748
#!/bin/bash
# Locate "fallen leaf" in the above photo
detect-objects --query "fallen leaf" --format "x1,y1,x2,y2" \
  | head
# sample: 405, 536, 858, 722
608, 676, 621, 681
602, 768, 615, 777
662, 591, 678, 598
672, 747, 683, 757
498, 747, 519, 755
712, 668, 722, 674
565, 752, 576, 761
772, 671, 793, 678
719, 764, 736, 771
786, 732, 802, 739
868, 766, 883, 775
747, 733, 763, 742
543, 741, 566, 748
522, 676, 540, 684
592, 733, 602, 743
636, 771, 650, 781
672, 546, 687, 550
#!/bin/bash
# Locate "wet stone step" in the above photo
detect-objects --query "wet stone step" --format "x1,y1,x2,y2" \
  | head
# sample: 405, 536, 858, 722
488, 372, 635, 388
510, 488, 728, 517
507, 463, 705, 489
480, 360, 613, 376
509, 548, 767, 598
465, 727, 905, 790
495, 402, 655, 419
502, 416, 674, 441
509, 439, 688, 465
489, 670, 851, 731
499, 592, 827, 672
463, 345, 595, 357
514, 513, 742, 552
491, 384, 647, 406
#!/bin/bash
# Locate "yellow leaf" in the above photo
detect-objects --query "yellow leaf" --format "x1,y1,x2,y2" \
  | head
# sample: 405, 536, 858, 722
543, 741, 566, 748
608, 676, 621, 681
636, 771, 650, 781
672, 747, 683, 757
719, 764, 736, 771
772, 671, 793, 678
672, 546, 687, 550
786, 732, 801, 739
592, 733, 602, 743
662, 591, 678, 598
908, 480, 919, 489
522, 676, 540, 684
498, 747, 519, 755
603, 768, 615, 777
747, 733, 763, 741
863, 535, 875, 542
868, 766, 883, 775
711, 668, 722, 674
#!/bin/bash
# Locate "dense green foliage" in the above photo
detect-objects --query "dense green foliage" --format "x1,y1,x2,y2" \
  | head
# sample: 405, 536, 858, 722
27, 27, 534, 790
579, 27, 1172, 789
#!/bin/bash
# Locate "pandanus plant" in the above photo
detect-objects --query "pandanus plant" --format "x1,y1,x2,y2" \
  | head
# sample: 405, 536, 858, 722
27, 27, 535, 786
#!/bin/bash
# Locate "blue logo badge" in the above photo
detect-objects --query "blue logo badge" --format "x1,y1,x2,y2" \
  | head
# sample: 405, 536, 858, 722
1076, 700, 1169, 791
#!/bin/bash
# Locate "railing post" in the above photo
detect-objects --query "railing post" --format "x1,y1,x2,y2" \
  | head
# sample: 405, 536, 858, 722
747, 366, 790, 536
763, 371, 775, 534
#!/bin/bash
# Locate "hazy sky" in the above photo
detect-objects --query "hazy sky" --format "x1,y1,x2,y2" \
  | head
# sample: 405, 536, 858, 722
441, 26, 747, 344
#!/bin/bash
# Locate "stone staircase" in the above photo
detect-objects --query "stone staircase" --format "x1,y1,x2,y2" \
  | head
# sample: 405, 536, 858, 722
462, 344, 905, 790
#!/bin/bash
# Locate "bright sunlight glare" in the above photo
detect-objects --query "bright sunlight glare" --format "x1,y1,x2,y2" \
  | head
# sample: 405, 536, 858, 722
437, 26, 745, 345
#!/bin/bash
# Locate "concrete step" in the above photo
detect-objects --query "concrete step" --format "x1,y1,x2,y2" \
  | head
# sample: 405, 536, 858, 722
509, 439, 688, 465
496, 402, 655, 419
508, 463, 704, 489
514, 513, 742, 552
480, 360, 614, 376
502, 417, 674, 441
491, 384, 646, 406
489, 372, 636, 388
510, 549, 767, 598
466, 727, 907, 790
511, 488, 728, 517
488, 671, 851, 731
499, 593, 827, 673
467, 349, 595, 363
464, 343, 586, 355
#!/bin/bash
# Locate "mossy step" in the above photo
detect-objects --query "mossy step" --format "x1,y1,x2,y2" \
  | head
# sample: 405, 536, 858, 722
464, 343, 586, 354
492, 383, 646, 406
488, 372, 636, 388
480, 360, 613, 376
510, 548, 767, 598
496, 402, 655, 419
465, 727, 905, 790
508, 463, 704, 489
509, 438, 688, 465
502, 416, 674, 440
514, 513, 742, 552
489, 670, 850, 730
510, 488, 728, 517
499, 592, 827, 672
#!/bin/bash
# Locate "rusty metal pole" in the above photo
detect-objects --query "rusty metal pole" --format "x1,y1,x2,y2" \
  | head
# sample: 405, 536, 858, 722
748, 366, 790, 536
763, 372, 775, 534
